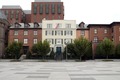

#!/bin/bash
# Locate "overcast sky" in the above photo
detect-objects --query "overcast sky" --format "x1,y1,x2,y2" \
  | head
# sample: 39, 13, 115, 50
0, 0, 120, 24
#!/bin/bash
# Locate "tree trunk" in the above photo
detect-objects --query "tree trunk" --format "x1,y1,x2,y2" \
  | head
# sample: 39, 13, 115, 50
106, 55, 108, 59
80, 56, 82, 61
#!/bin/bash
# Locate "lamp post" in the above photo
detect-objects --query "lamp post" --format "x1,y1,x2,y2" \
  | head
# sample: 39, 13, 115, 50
65, 40, 69, 61
66, 43, 67, 61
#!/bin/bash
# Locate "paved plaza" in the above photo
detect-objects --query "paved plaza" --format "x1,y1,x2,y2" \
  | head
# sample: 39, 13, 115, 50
0, 61, 120, 80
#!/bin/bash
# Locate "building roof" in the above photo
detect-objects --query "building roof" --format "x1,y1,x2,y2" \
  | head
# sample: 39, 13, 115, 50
0, 10, 7, 19
76, 24, 89, 28
2, 5, 22, 9
110, 22, 120, 26
24, 10, 31, 14
34, 0, 61, 2
87, 24, 110, 28
10, 23, 42, 28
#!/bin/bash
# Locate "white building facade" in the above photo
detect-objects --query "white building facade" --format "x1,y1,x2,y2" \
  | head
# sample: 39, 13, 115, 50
42, 19, 76, 55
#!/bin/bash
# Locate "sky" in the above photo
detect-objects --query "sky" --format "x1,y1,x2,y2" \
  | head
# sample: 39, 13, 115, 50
0, 0, 120, 24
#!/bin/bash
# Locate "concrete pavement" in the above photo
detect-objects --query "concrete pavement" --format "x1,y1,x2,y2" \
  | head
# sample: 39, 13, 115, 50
0, 62, 120, 80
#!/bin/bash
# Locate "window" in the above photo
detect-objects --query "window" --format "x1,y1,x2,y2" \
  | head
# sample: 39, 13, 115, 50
10, 10, 14, 19
71, 31, 73, 35
94, 29, 97, 34
52, 4, 55, 14
15, 23, 19, 28
46, 31, 52, 35
66, 24, 71, 28
47, 24, 52, 28
33, 4, 37, 14
34, 30, 37, 35
56, 39, 61, 44
93, 37, 98, 42
24, 24, 29, 28
57, 4, 61, 14
45, 31, 47, 35
16, 10, 19, 14
48, 31, 52, 35
66, 31, 72, 36
39, 4, 43, 14
34, 23, 38, 28
81, 30, 85, 36
24, 39, 28, 44
45, 4, 49, 14
24, 30, 28, 35
16, 14, 19, 20
57, 31, 61, 35
14, 39, 18, 43
61, 31, 63, 35
52, 31, 54, 35
64, 39, 72, 44
104, 29, 107, 33
5, 10, 8, 17
34, 39, 37, 44
14, 30, 18, 35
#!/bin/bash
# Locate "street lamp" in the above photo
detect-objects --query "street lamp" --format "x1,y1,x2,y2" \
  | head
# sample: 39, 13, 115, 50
65, 40, 69, 61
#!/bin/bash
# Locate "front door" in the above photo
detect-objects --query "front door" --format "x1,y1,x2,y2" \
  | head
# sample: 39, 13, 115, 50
23, 46, 29, 54
56, 47, 62, 60
56, 47, 61, 55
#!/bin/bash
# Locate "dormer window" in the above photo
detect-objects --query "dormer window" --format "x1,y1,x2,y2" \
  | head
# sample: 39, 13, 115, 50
15, 23, 19, 28
34, 22, 39, 28
24, 23, 30, 28
79, 22, 85, 28
14, 23, 21, 28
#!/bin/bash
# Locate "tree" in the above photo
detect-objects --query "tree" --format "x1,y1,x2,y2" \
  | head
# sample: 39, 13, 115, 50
31, 40, 50, 59
41, 40, 50, 59
96, 43, 106, 58
99, 38, 114, 59
67, 43, 76, 59
84, 42, 92, 60
115, 44, 120, 58
5, 41, 23, 59
74, 37, 91, 61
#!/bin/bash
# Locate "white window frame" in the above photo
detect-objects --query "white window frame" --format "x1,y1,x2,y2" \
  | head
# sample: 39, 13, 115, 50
66, 31, 71, 36
66, 24, 71, 28
34, 30, 37, 35
94, 29, 97, 34
24, 30, 28, 35
34, 39, 37, 44
14, 39, 18, 43
94, 37, 98, 42
104, 29, 107, 34
47, 24, 52, 28
14, 30, 18, 35
24, 39, 28, 44
81, 30, 85, 36
57, 39, 61, 44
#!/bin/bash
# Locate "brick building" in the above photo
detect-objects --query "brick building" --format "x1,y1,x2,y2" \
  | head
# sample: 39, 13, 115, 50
76, 22, 89, 40
24, 10, 31, 23
0, 5, 25, 24
111, 22, 120, 46
0, 11, 9, 58
9, 22, 42, 54
87, 22, 120, 58
31, 0, 64, 22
